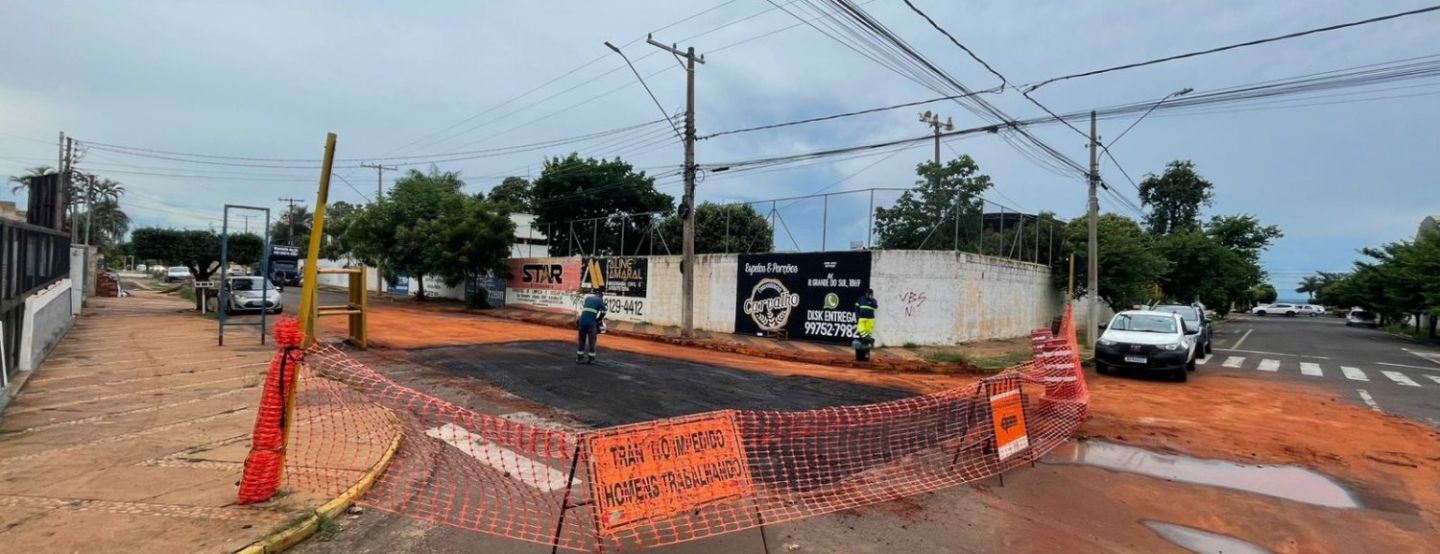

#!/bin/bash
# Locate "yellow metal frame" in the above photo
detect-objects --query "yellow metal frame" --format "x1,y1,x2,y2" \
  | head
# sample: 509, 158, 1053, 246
313, 267, 369, 350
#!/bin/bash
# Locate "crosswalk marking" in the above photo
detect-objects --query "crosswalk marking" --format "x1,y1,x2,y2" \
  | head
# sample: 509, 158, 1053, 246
1341, 367, 1368, 381
1299, 362, 1323, 377
1223, 356, 1245, 368
1380, 371, 1421, 387
1257, 359, 1280, 371
1425, 375, 1440, 386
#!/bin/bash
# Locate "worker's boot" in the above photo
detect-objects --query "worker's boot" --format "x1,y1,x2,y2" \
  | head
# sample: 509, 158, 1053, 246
575, 352, 585, 364
586, 353, 596, 365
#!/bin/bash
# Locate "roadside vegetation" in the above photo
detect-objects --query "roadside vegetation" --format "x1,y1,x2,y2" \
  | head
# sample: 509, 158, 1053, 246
1305, 227, 1440, 339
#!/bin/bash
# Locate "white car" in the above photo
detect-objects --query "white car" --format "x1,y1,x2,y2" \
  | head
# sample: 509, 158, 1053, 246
1252, 303, 1300, 317
1297, 305, 1323, 317
165, 266, 192, 283
210, 276, 283, 314
1094, 310, 1197, 382
1345, 309, 1378, 328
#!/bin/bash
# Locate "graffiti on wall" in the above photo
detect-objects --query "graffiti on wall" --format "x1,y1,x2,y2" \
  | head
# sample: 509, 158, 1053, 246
898, 290, 928, 318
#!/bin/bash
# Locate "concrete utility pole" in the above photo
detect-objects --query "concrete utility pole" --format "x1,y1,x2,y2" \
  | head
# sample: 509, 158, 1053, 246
645, 34, 704, 337
278, 197, 305, 246
359, 163, 397, 201
1087, 111, 1100, 348
918, 110, 953, 167
63, 136, 75, 241
360, 163, 396, 294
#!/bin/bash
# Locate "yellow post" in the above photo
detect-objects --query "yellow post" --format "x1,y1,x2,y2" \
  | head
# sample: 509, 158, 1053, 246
298, 133, 336, 347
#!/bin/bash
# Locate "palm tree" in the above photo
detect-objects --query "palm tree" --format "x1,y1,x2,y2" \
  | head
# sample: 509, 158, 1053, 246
8, 166, 55, 194
86, 198, 131, 246
1296, 275, 1322, 302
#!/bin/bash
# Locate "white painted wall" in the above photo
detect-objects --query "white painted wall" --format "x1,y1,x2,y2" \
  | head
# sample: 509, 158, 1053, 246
504, 250, 1060, 345
20, 278, 75, 371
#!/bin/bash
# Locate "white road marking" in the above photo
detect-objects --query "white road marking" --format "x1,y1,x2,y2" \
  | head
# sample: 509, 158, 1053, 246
1402, 348, 1440, 366
1341, 367, 1368, 381
1424, 375, 1440, 386
1257, 359, 1280, 372
1356, 389, 1382, 412
1223, 356, 1245, 368
1299, 362, 1323, 377
1375, 361, 1440, 371
1213, 348, 1329, 360
1196, 354, 1212, 365
425, 423, 578, 492
1231, 328, 1254, 350
1380, 371, 1421, 387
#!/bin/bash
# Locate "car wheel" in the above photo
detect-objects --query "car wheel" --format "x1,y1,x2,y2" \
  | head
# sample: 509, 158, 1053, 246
1187, 357, 1197, 372
1173, 368, 1189, 382
1285, 311, 1296, 317
1256, 311, 1267, 316
1204, 341, 1213, 355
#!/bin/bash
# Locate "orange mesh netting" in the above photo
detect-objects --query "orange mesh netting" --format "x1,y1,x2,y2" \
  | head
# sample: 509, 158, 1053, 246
264, 307, 1088, 551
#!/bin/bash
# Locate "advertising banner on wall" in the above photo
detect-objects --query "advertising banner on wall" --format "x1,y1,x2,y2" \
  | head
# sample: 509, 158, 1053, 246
581, 257, 649, 322
505, 258, 582, 312
734, 251, 871, 343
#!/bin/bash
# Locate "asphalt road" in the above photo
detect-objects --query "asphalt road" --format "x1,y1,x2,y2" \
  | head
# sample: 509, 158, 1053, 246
1198, 313, 1440, 427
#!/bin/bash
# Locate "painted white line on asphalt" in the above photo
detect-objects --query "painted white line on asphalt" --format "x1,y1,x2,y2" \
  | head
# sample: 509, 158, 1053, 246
1300, 362, 1323, 377
425, 423, 577, 492
1402, 348, 1440, 367
1424, 375, 1440, 386
1376, 361, 1440, 371
1380, 371, 1420, 387
1257, 359, 1280, 372
1213, 348, 1330, 360
1341, 367, 1368, 381
1231, 328, 1254, 350
1223, 356, 1245, 368
1356, 389, 1382, 412
1196, 355, 1212, 365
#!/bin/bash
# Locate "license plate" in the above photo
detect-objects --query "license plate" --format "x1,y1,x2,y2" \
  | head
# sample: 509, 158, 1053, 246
1124, 356, 1147, 364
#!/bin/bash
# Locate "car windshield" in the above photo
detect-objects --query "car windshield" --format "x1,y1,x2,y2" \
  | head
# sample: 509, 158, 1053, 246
1152, 305, 1199, 322
1351, 311, 1375, 319
168, 267, 188, 273
1109, 314, 1178, 334
229, 277, 276, 291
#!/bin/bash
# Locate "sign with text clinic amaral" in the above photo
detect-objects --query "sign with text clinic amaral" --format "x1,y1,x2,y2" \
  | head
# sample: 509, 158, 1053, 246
734, 251, 871, 343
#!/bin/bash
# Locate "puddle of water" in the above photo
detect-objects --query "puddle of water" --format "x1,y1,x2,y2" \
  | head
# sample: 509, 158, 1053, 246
1046, 440, 1358, 508
1143, 521, 1272, 554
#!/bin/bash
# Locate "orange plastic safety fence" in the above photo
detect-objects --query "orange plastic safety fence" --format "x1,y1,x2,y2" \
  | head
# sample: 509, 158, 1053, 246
275, 307, 1088, 552
236, 317, 305, 505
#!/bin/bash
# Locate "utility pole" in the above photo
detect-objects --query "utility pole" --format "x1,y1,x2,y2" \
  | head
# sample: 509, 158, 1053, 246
360, 163, 396, 294
1087, 111, 1100, 348
920, 111, 954, 248
63, 136, 75, 241
236, 214, 253, 234
83, 172, 94, 245
278, 197, 304, 246
646, 34, 704, 337
359, 162, 397, 201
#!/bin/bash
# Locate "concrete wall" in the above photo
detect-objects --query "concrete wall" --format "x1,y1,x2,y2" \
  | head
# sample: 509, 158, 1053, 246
19, 278, 74, 371
504, 250, 1060, 345
870, 251, 1061, 346
305, 258, 466, 300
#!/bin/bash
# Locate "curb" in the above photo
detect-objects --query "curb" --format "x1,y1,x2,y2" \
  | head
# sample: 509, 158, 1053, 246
234, 417, 403, 554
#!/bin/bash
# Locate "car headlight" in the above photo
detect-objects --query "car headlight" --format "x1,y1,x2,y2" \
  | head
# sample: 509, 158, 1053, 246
1159, 342, 1185, 351
1098, 338, 1116, 347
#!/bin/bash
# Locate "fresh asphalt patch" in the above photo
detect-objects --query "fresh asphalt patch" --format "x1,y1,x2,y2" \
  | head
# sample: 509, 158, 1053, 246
409, 341, 914, 428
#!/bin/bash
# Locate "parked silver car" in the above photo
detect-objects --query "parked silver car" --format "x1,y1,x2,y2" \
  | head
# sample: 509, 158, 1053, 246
210, 276, 283, 314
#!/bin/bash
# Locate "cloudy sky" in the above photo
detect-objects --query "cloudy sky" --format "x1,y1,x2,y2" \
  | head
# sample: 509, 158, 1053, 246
2, 1, 1436, 292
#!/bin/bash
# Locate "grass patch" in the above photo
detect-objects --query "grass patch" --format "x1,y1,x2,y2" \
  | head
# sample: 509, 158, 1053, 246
315, 512, 344, 541
926, 348, 1034, 372
178, 285, 195, 302
926, 352, 969, 364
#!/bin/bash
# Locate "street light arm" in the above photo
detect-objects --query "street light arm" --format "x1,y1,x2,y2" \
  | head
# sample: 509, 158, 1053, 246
604, 41, 683, 139
1106, 87, 1193, 149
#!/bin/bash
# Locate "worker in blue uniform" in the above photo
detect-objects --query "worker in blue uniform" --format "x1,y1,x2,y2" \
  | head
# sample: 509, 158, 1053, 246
577, 288, 608, 364
854, 289, 878, 361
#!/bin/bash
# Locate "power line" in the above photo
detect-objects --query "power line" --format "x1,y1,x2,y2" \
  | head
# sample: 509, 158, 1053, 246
1024, 4, 1440, 93
699, 88, 999, 140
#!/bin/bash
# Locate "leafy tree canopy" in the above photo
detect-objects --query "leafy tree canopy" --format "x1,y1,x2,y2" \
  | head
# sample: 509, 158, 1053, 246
1139, 160, 1213, 236
530, 154, 673, 256
874, 156, 992, 249
1060, 213, 1168, 310
488, 176, 533, 213
658, 202, 774, 255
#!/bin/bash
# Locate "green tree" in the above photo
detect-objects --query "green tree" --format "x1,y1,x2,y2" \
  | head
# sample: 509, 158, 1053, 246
874, 156, 992, 249
1138, 160, 1213, 235
1155, 231, 1252, 315
320, 201, 359, 259
530, 154, 673, 256
658, 202, 774, 254
1250, 283, 1279, 304
1205, 214, 1283, 262
488, 176, 533, 213
421, 194, 516, 297
1296, 275, 1322, 302
132, 228, 224, 281
224, 233, 265, 266
1059, 214, 1168, 310
345, 167, 468, 300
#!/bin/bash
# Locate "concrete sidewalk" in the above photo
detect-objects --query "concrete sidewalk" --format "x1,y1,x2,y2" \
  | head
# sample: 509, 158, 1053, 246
0, 292, 322, 553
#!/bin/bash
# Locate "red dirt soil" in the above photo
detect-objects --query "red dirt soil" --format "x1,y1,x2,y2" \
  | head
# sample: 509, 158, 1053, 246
322, 305, 1440, 552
